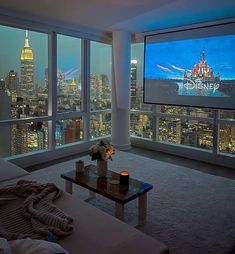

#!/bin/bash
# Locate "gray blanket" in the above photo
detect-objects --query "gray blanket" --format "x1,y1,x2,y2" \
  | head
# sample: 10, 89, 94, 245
0, 180, 73, 240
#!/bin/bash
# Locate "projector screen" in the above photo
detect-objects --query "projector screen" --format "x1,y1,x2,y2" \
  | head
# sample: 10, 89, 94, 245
144, 22, 235, 109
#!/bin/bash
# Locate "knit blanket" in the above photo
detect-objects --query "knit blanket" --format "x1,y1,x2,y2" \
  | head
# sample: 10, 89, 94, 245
0, 180, 73, 241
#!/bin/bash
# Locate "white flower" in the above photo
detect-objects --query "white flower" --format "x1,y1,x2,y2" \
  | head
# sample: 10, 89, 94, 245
91, 145, 99, 153
89, 140, 115, 161
99, 146, 106, 153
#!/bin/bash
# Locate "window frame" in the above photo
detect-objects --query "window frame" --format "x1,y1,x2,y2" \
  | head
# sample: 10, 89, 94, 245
130, 42, 235, 163
0, 19, 112, 163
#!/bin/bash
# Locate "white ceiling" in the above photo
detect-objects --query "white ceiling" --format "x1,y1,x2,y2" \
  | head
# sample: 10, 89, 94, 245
0, 0, 235, 34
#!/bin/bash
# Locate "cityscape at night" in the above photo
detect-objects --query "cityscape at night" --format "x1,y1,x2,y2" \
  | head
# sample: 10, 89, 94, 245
130, 44, 235, 154
0, 26, 234, 158
0, 27, 112, 156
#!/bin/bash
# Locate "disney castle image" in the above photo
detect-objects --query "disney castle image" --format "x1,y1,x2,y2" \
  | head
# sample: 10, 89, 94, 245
184, 50, 220, 81
182, 50, 221, 96
181, 50, 235, 97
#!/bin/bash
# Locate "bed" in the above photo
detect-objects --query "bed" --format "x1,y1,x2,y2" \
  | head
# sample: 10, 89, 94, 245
0, 158, 169, 254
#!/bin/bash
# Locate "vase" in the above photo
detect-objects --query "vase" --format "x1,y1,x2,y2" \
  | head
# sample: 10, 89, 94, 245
96, 159, 108, 178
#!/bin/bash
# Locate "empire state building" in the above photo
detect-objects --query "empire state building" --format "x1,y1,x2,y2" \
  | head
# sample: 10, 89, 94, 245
20, 30, 34, 95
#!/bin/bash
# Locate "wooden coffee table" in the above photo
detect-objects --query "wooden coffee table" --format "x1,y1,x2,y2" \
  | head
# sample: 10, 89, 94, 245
61, 165, 153, 227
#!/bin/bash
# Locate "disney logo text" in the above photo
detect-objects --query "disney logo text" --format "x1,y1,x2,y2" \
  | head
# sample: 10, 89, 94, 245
183, 78, 220, 93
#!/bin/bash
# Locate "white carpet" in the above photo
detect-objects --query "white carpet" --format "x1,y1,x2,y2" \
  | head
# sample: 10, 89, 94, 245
22, 151, 235, 254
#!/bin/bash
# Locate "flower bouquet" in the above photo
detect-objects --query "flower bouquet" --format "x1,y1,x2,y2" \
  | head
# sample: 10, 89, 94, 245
88, 140, 115, 177
88, 140, 115, 161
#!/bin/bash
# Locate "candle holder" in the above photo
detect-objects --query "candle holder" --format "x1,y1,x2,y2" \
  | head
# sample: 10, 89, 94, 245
76, 160, 84, 175
119, 171, 129, 185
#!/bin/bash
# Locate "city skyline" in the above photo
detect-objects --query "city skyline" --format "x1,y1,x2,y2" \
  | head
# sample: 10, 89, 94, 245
0, 24, 234, 158
0, 24, 113, 157
0, 25, 112, 83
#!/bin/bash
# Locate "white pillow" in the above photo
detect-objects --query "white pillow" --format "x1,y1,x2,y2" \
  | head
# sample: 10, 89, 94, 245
0, 159, 29, 183
9, 238, 70, 254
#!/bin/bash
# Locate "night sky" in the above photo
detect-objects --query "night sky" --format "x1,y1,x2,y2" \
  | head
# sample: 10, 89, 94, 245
0, 25, 112, 83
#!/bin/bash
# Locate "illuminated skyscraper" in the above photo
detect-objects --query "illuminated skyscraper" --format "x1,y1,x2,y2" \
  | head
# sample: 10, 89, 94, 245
0, 79, 5, 90
172, 119, 181, 144
12, 124, 28, 155
100, 74, 110, 98
0, 90, 11, 156
90, 74, 111, 110
130, 60, 137, 107
90, 74, 102, 100
20, 30, 34, 95
9, 31, 35, 155
64, 120, 81, 144
37, 130, 47, 150
5, 70, 19, 93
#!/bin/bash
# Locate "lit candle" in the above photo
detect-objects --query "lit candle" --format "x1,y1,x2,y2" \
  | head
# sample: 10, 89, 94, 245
120, 171, 129, 185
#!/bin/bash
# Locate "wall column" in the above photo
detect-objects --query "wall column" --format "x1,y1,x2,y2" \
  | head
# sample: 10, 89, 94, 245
112, 30, 131, 150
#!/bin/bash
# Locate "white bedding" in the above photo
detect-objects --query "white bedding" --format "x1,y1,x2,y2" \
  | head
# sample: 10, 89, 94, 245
0, 158, 169, 254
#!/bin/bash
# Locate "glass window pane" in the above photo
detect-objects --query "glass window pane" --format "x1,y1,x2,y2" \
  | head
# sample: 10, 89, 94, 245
90, 41, 112, 111
158, 117, 213, 150
158, 117, 182, 144
0, 25, 48, 120
220, 110, 235, 120
90, 113, 111, 139
56, 118, 83, 146
57, 35, 81, 113
219, 124, 235, 155
0, 121, 48, 157
130, 113, 153, 139
159, 105, 214, 117
131, 43, 152, 111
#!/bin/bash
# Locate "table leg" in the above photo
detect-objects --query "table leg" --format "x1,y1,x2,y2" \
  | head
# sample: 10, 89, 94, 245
65, 180, 72, 194
138, 193, 147, 226
115, 203, 124, 221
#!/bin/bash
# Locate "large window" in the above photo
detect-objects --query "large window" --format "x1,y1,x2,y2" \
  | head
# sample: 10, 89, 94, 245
0, 25, 48, 120
90, 41, 112, 139
1, 21, 234, 164
131, 42, 235, 157
130, 113, 153, 139
0, 25, 49, 157
219, 123, 235, 155
130, 43, 153, 138
0, 23, 112, 159
55, 34, 84, 147
158, 117, 213, 150
131, 43, 152, 111
57, 35, 81, 113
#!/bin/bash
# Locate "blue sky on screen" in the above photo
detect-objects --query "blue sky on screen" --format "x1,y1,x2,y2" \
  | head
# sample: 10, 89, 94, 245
145, 34, 235, 80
